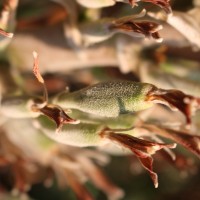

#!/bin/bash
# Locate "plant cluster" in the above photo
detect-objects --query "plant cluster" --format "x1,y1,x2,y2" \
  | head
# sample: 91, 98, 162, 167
0, 0, 200, 199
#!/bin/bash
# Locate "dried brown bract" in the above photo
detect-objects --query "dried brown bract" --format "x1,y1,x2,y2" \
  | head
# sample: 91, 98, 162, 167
143, 124, 200, 158
110, 13, 163, 42
129, 0, 172, 14
147, 88, 200, 125
39, 105, 79, 131
101, 130, 176, 188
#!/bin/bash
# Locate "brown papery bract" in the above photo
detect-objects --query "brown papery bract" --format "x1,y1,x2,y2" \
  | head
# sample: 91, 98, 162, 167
101, 130, 176, 188
143, 124, 200, 158
147, 88, 200, 126
110, 18, 163, 42
129, 0, 172, 14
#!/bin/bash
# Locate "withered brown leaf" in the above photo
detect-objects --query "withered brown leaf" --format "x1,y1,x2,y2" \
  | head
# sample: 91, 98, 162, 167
110, 15, 163, 42
129, 0, 172, 14
147, 88, 200, 125
39, 105, 79, 131
144, 124, 200, 158
102, 131, 176, 187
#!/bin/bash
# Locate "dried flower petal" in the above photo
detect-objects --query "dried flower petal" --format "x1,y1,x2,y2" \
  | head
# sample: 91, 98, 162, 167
147, 88, 200, 125
101, 131, 176, 187
39, 105, 79, 131
134, 150, 158, 188
144, 124, 200, 158
102, 131, 176, 154
129, 0, 172, 14
110, 15, 163, 42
